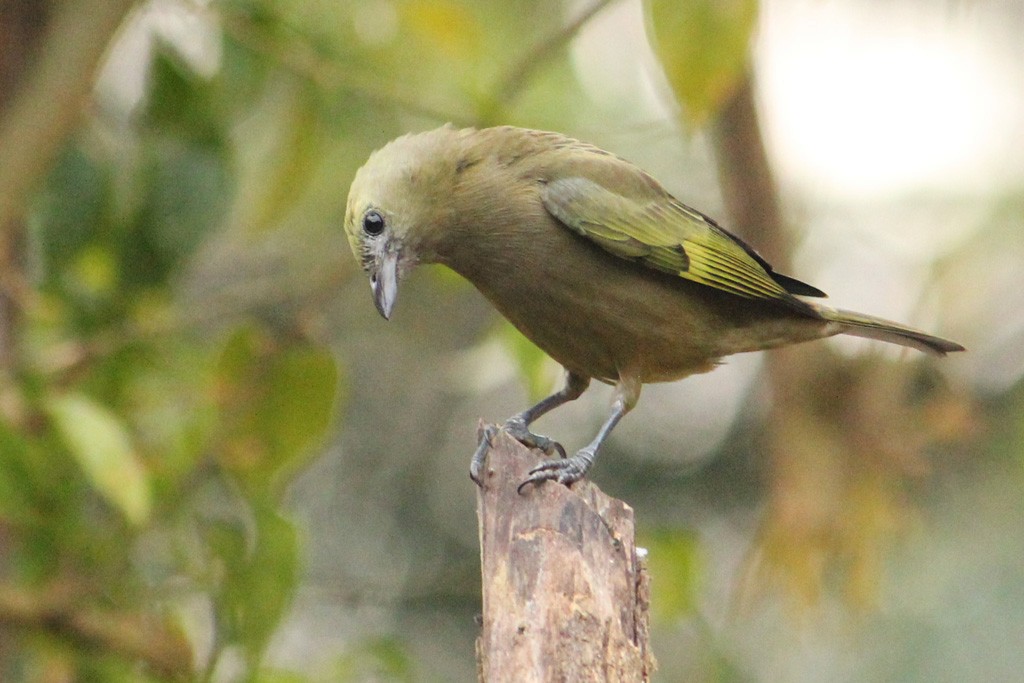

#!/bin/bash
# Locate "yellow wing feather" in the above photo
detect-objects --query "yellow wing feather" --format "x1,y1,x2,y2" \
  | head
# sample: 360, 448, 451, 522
541, 175, 791, 302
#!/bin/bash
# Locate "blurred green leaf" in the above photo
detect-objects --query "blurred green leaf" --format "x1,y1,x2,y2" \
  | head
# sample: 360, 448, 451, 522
402, 0, 482, 61
123, 140, 230, 288
334, 636, 413, 682
70, 244, 118, 298
0, 421, 40, 524
128, 342, 218, 496
219, 15, 276, 113
0, 406, 96, 582
243, 506, 299, 666
145, 46, 224, 145
208, 507, 299, 672
214, 326, 340, 497
644, 0, 757, 126
46, 392, 152, 526
32, 143, 111, 276
241, 81, 321, 232
640, 528, 701, 622
261, 342, 340, 478
31, 142, 122, 331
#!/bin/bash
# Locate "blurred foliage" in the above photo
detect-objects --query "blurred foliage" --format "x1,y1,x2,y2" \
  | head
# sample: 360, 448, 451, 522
0, 0, 1016, 681
641, 528, 702, 622
741, 353, 975, 611
46, 392, 153, 526
331, 636, 413, 683
2, 2, 345, 677
644, 0, 758, 126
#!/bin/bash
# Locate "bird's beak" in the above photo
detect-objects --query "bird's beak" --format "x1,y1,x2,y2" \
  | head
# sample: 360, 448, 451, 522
370, 249, 399, 320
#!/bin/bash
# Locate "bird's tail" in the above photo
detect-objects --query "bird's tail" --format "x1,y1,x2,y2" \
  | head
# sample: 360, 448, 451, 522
811, 305, 965, 356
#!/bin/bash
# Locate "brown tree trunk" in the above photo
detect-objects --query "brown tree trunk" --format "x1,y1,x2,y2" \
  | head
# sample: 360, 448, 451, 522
474, 429, 655, 682
709, 72, 946, 607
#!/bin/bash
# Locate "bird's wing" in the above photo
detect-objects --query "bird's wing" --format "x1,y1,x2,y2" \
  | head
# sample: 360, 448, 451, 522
541, 174, 824, 302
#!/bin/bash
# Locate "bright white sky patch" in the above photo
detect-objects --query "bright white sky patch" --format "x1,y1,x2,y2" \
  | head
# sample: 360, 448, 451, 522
569, 0, 673, 123
758, 0, 1023, 200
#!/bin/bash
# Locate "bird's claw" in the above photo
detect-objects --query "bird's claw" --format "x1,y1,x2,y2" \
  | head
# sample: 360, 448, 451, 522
470, 419, 567, 487
517, 451, 594, 494
470, 424, 499, 487
503, 416, 566, 459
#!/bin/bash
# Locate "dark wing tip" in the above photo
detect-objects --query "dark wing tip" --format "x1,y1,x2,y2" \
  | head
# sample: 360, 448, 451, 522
696, 212, 828, 299
771, 272, 828, 298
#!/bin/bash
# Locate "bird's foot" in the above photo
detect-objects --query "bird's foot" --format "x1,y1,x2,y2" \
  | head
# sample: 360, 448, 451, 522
469, 418, 567, 487
470, 424, 499, 487
503, 415, 566, 459
517, 448, 596, 494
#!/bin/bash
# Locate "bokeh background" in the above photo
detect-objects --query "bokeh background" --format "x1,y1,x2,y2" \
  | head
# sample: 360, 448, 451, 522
0, 0, 1021, 681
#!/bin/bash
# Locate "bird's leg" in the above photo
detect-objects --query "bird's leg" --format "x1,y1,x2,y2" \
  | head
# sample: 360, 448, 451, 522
504, 371, 590, 456
470, 371, 590, 485
518, 376, 640, 492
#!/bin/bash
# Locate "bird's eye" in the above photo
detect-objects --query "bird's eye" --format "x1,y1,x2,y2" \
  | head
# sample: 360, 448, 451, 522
363, 210, 385, 237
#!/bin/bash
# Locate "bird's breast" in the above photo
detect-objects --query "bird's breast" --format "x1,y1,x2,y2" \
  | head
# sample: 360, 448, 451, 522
437, 207, 821, 384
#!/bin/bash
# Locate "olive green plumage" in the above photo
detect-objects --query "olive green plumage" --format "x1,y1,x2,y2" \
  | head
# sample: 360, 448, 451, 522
345, 125, 963, 487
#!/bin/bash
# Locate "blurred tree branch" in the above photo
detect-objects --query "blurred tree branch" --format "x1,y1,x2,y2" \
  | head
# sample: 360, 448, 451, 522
217, 0, 618, 130
216, 6, 468, 125
710, 72, 963, 608
0, 0, 48, 379
710, 75, 789, 267
0, 0, 135, 387
0, 0, 136, 234
487, 0, 617, 118
710, 70, 878, 607
0, 581, 192, 679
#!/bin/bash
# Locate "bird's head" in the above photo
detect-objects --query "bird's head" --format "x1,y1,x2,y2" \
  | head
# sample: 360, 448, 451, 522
344, 126, 465, 319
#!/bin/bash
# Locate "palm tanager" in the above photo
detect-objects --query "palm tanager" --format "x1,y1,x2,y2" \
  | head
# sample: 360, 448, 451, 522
344, 125, 963, 490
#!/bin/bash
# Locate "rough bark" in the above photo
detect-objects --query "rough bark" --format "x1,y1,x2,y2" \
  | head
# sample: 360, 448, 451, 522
475, 428, 655, 682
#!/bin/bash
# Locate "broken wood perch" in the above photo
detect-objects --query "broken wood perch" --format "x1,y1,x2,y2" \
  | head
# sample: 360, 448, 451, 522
475, 428, 655, 682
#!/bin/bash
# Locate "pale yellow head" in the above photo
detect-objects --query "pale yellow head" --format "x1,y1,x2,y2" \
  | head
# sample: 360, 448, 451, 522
344, 125, 466, 318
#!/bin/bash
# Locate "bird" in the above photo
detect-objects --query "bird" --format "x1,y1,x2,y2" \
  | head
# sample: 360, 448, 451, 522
344, 125, 964, 490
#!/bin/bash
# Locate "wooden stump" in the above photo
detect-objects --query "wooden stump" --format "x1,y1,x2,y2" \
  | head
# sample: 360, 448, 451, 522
475, 428, 655, 682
